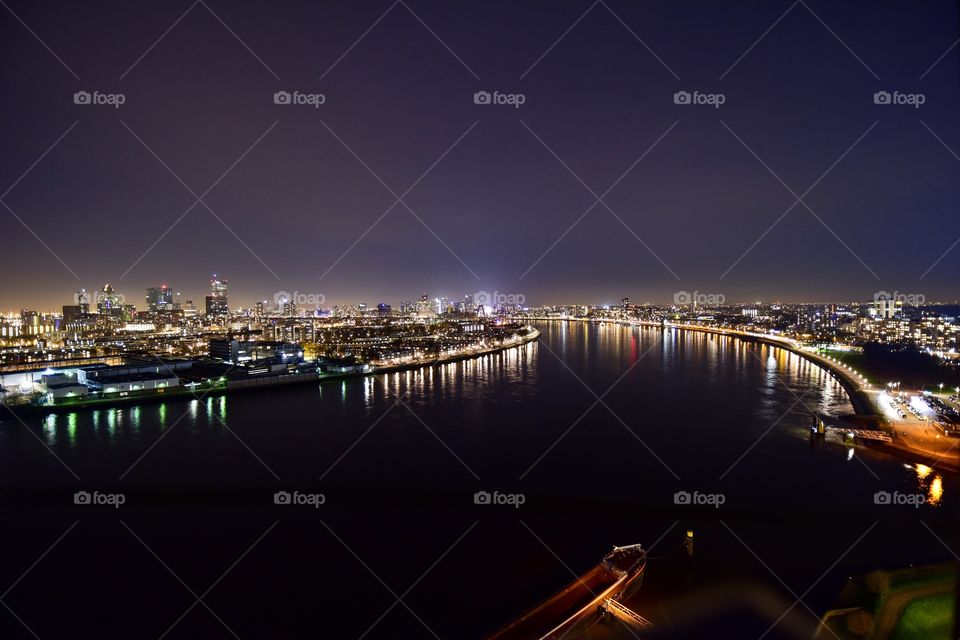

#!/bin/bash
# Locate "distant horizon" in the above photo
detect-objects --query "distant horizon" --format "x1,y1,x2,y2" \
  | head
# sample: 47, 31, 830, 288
5, 281, 960, 316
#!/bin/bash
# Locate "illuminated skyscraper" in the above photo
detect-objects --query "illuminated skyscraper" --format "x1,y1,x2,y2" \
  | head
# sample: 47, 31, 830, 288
146, 285, 174, 312
96, 284, 123, 317
75, 289, 91, 314
211, 275, 227, 298
205, 274, 229, 317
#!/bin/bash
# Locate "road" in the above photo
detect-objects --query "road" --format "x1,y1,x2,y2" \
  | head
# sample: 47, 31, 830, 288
867, 389, 960, 471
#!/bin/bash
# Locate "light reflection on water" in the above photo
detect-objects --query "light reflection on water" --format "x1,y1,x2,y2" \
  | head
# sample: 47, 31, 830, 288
22, 326, 947, 509
67, 412, 77, 445
33, 340, 539, 450
358, 341, 536, 407
913, 463, 944, 506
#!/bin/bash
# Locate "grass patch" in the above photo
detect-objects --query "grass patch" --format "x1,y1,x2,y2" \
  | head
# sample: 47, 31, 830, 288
818, 350, 876, 384
891, 592, 954, 640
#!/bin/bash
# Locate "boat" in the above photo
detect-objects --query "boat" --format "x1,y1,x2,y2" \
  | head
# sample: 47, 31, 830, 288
487, 544, 647, 640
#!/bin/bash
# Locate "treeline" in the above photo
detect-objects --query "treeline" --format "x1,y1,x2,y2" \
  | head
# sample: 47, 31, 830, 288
860, 342, 960, 387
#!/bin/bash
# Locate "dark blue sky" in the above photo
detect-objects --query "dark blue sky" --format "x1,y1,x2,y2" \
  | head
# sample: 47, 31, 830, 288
1, 0, 958, 310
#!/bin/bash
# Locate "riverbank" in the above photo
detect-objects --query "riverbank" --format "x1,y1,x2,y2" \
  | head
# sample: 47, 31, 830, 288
649, 322, 880, 420
2, 327, 540, 416
527, 317, 876, 415
526, 317, 960, 474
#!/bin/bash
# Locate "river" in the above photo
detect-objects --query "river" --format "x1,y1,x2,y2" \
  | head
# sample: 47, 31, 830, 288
0, 320, 954, 638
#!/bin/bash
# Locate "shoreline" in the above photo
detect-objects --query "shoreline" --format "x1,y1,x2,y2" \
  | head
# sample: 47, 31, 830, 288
527, 316, 875, 414
3, 327, 540, 416
527, 317, 959, 474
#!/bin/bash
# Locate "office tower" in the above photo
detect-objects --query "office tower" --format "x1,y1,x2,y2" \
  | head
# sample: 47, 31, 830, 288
96, 284, 124, 317
146, 285, 175, 312
205, 274, 229, 317
75, 289, 91, 314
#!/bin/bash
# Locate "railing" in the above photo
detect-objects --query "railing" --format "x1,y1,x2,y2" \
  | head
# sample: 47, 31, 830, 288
603, 598, 654, 628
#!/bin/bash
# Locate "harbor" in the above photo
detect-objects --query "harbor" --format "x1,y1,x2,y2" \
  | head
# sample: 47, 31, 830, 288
0, 326, 540, 414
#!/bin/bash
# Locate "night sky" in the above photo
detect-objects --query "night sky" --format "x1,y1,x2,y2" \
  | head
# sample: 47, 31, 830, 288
1, 1, 958, 310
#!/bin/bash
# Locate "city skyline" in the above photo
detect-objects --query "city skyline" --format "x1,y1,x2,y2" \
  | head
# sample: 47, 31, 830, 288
6, 275, 960, 316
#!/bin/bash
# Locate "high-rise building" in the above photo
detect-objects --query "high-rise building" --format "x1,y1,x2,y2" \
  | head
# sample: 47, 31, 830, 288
415, 294, 435, 318
96, 284, 124, 318
146, 285, 175, 312
211, 275, 227, 298
205, 274, 229, 317
872, 298, 901, 320
75, 289, 91, 314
